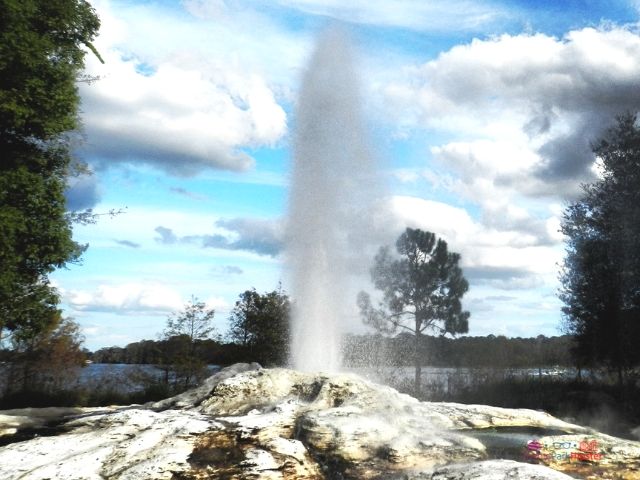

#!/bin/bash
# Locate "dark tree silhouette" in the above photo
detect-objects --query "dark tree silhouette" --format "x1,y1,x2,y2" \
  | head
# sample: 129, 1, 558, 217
358, 227, 470, 393
227, 286, 290, 366
560, 113, 640, 382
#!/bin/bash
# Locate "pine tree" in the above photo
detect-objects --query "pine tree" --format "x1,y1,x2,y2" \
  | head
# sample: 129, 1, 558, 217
358, 228, 470, 394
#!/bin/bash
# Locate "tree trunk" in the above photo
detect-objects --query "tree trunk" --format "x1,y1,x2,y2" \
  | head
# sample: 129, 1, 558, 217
414, 319, 421, 396
617, 364, 623, 388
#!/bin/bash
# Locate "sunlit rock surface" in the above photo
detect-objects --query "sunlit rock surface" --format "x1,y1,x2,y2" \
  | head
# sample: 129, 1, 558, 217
0, 364, 638, 479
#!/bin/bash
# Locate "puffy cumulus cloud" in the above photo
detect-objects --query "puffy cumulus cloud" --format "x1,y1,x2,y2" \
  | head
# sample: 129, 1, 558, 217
386, 26, 640, 191
80, 57, 286, 173
386, 195, 563, 289
381, 27, 640, 282
67, 283, 185, 314
388, 195, 558, 251
389, 196, 476, 246
430, 140, 581, 201
424, 139, 569, 252
78, 1, 287, 174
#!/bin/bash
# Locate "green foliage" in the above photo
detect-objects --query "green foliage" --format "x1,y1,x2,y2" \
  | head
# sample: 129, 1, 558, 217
90, 338, 247, 366
0, 0, 100, 141
0, 0, 100, 348
358, 228, 470, 393
2, 316, 86, 395
160, 297, 217, 389
560, 113, 640, 380
227, 286, 290, 366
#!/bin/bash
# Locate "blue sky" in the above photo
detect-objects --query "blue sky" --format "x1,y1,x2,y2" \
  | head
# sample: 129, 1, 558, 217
54, 0, 640, 350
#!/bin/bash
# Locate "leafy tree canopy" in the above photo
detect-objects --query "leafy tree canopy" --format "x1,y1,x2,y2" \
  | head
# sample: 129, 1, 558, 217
560, 113, 640, 379
0, 0, 101, 144
0, 0, 100, 343
227, 286, 290, 366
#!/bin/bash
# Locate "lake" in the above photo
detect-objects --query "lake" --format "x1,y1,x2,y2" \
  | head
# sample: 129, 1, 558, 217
77, 363, 575, 394
77, 363, 221, 392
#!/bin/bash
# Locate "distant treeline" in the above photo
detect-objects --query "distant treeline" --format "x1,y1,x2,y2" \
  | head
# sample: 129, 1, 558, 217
343, 333, 573, 368
88, 337, 249, 366
90, 333, 573, 368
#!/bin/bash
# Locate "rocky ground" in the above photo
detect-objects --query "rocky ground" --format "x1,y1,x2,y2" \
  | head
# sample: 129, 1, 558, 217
0, 363, 639, 479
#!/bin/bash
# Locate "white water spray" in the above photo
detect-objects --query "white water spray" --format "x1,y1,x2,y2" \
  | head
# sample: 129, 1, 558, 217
287, 28, 379, 372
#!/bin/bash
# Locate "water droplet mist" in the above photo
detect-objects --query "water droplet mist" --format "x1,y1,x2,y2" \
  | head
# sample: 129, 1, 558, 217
287, 28, 381, 372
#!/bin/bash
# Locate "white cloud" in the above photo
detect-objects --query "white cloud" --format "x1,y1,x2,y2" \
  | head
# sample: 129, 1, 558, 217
274, 0, 507, 32
389, 196, 476, 245
79, 0, 288, 173
182, 0, 228, 20
202, 295, 231, 313
67, 283, 185, 314
387, 195, 563, 288
72, 206, 219, 250
377, 26, 640, 283
385, 26, 640, 187
153, 216, 285, 256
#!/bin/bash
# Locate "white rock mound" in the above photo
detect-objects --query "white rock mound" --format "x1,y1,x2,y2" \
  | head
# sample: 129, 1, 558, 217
0, 363, 638, 479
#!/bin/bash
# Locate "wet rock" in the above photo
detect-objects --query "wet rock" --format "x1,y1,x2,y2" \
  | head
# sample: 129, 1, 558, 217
414, 459, 576, 479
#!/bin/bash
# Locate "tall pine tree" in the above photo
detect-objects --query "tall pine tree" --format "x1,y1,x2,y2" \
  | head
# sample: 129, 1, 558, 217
358, 228, 470, 394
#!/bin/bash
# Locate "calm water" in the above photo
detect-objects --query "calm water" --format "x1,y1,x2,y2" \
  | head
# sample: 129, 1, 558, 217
77, 364, 576, 393
77, 364, 220, 392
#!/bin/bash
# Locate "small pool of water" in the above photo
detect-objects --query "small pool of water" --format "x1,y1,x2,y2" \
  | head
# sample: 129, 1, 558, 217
465, 426, 574, 461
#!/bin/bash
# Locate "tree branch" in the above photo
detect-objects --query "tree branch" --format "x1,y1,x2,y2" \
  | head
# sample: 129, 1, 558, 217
390, 319, 416, 333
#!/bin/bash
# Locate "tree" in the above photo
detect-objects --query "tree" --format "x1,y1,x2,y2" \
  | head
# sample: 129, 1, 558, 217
2, 315, 85, 396
161, 297, 216, 389
227, 286, 290, 366
560, 113, 640, 382
0, 0, 100, 346
358, 228, 470, 394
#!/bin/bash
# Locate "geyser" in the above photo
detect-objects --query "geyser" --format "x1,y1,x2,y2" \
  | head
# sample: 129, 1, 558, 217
287, 28, 379, 372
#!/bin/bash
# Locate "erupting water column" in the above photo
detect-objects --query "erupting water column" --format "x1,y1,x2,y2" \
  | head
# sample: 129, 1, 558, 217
287, 28, 377, 372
